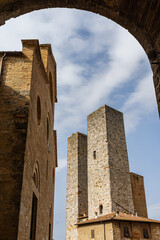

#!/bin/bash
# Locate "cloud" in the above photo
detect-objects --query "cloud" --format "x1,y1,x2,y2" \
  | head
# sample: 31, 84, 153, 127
148, 203, 160, 220
56, 159, 67, 173
121, 73, 156, 133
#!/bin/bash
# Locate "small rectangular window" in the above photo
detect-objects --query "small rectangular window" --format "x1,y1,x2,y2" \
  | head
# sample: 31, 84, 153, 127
49, 223, 51, 240
91, 229, 95, 238
93, 151, 96, 159
124, 226, 130, 237
99, 204, 103, 214
143, 228, 149, 238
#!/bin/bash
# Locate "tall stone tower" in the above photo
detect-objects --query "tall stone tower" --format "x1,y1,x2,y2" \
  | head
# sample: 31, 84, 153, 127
66, 133, 88, 240
87, 105, 134, 219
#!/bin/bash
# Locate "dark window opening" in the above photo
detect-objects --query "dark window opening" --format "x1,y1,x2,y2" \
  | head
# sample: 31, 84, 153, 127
99, 204, 103, 214
91, 229, 95, 238
93, 151, 96, 159
47, 118, 49, 142
49, 223, 51, 240
37, 96, 41, 125
30, 193, 38, 240
124, 226, 130, 237
46, 160, 48, 180
143, 228, 149, 238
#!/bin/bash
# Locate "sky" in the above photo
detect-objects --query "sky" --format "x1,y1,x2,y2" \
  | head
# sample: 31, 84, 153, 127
0, 8, 160, 240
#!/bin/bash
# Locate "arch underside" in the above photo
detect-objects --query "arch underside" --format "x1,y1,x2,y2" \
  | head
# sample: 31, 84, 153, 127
0, 0, 160, 115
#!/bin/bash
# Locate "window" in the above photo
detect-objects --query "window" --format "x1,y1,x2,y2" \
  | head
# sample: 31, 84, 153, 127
91, 229, 95, 238
30, 193, 38, 240
33, 161, 40, 192
46, 160, 48, 180
37, 96, 41, 125
124, 226, 130, 237
47, 117, 49, 142
99, 204, 103, 214
143, 228, 149, 238
49, 223, 51, 240
93, 151, 96, 159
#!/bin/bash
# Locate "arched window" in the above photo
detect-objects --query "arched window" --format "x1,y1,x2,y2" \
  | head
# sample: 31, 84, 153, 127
33, 161, 40, 192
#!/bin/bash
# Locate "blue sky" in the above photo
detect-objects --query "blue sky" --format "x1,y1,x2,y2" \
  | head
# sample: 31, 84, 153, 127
0, 8, 160, 240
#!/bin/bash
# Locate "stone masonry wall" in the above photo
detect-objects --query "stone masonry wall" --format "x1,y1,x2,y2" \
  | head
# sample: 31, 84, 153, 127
106, 106, 134, 214
17, 40, 57, 240
130, 172, 148, 218
78, 133, 88, 218
66, 132, 87, 240
0, 53, 31, 240
87, 105, 134, 219
0, 40, 57, 240
87, 105, 112, 219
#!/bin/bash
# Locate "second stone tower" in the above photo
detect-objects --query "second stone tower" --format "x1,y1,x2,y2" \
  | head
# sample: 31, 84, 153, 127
87, 105, 134, 219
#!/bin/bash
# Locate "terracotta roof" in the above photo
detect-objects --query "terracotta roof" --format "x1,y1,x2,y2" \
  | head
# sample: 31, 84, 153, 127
77, 212, 160, 226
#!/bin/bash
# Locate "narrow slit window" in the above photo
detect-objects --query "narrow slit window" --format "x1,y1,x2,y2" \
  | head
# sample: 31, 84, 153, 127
30, 193, 38, 240
99, 204, 103, 214
91, 229, 95, 238
93, 151, 96, 159
124, 226, 130, 237
47, 118, 49, 142
49, 223, 51, 240
143, 228, 149, 238
37, 96, 41, 125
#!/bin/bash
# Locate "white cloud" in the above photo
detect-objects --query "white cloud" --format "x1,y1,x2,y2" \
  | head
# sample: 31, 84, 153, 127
56, 159, 67, 173
148, 203, 160, 220
121, 73, 156, 133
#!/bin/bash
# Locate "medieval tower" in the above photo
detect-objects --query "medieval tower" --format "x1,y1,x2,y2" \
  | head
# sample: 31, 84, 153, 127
87, 105, 134, 218
66, 133, 88, 240
66, 105, 148, 240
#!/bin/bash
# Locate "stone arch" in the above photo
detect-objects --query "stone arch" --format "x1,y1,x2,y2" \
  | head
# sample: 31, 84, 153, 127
0, 0, 159, 115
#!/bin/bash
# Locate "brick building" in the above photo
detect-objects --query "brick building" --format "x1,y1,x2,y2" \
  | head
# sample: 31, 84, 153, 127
66, 105, 160, 240
0, 39, 57, 240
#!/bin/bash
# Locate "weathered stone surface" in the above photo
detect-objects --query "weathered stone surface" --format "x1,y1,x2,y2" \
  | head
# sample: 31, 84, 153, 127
66, 132, 88, 240
0, 39, 57, 240
130, 172, 148, 218
87, 105, 134, 219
